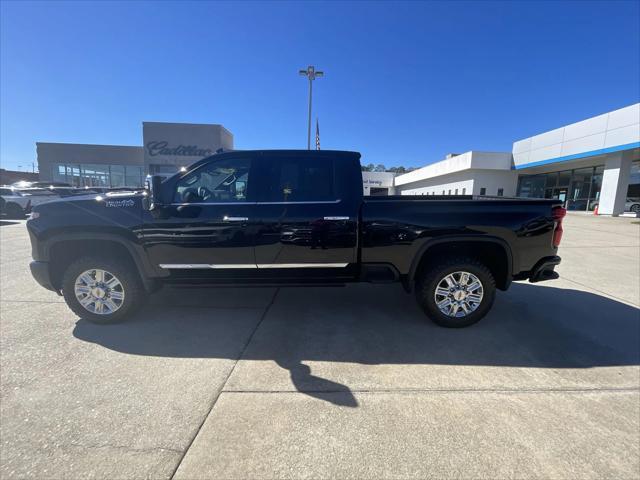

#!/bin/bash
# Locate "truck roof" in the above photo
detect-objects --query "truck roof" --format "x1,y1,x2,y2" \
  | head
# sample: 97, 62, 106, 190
189, 149, 361, 170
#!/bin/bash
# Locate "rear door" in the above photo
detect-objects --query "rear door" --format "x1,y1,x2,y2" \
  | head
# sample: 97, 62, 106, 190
252, 151, 360, 280
142, 154, 258, 273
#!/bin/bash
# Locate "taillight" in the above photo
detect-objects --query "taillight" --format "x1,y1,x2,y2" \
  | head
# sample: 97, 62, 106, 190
552, 206, 566, 247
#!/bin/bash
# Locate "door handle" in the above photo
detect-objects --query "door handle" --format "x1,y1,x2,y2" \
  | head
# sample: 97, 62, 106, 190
324, 216, 350, 221
223, 216, 249, 222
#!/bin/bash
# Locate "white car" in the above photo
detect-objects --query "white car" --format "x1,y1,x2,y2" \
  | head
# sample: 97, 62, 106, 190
590, 198, 640, 213
0, 187, 59, 218
626, 198, 640, 213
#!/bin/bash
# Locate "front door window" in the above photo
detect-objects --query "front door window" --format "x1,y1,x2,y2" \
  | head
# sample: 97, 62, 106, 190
174, 157, 251, 203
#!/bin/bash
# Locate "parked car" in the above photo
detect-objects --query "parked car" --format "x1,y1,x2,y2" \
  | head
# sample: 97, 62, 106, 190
589, 198, 640, 213
1, 187, 60, 218
626, 198, 640, 213
11, 181, 72, 189
27, 150, 565, 327
0, 187, 32, 218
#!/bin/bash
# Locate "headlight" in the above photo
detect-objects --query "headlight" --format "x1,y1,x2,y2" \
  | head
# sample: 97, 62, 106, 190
28, 211, 40, 220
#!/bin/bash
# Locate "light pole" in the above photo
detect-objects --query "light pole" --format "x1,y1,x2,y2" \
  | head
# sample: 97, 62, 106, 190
299, 65, 323, 150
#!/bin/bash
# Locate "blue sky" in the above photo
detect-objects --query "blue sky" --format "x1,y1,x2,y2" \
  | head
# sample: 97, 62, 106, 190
1, 0, 639, 171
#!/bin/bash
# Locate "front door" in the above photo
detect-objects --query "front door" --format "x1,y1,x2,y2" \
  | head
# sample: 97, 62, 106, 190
252, 152, 359, 280
142, 155, 257, 274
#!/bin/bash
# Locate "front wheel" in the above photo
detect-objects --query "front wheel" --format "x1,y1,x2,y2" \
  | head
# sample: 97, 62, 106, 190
62, 257, 146, 324
415, 257, 496, 328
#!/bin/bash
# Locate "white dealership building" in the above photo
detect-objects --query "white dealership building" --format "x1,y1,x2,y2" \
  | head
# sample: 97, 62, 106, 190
393, 151, 517, 197
392, 103, 640, 216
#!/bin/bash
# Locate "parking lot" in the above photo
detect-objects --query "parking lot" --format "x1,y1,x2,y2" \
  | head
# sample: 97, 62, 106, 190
1, 213, 638, 479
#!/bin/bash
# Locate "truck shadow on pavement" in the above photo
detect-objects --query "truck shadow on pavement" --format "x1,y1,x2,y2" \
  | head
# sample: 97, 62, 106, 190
73, 282, 640, 407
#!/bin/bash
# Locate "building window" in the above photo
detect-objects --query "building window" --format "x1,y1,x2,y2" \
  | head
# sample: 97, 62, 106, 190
149, 164, 179, 176
125, 166, 144, 187
52, 165, 66, 184
455, 188, 458, 195
628, 161, 640, 198
448, 189, 451, 195
462, 188, 466, 195
517, 174, 546, 198
497, 188, 504, 196
110, 165, 126, 187
81, 164, 110, 187
517, 166, 607, 211
51, 163, 145, 188
480, 187, 486, 196
442, 190, 445, 195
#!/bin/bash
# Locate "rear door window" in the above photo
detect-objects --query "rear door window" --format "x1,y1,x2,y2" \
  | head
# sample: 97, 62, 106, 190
262, 156, 336, 202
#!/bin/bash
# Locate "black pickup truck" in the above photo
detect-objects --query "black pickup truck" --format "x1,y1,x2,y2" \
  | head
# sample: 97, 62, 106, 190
27, 150, 564, 327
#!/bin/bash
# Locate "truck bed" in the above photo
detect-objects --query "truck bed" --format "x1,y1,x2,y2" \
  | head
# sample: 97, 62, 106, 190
360, 194, 562, 279
364, 194, 559, 204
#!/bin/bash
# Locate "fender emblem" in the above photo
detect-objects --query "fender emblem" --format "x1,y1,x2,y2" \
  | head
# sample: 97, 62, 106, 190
105, 199, 135, 208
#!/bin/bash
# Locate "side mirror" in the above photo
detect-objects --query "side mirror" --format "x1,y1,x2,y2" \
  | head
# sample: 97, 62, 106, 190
143, 175, 165, 210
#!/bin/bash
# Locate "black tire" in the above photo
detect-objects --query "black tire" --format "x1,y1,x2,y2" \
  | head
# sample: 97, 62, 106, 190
62, 256, 146, 324
4, 202, 25, 219
415, 257, 496, 328
630, 204, 640, 213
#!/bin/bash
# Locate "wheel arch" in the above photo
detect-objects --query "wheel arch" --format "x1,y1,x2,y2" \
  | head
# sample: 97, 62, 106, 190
406, 236, 513, 292
45, 233, 158, 293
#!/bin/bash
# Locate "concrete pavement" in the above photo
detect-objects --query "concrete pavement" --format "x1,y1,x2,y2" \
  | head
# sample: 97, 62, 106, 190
1, 213, 639, 479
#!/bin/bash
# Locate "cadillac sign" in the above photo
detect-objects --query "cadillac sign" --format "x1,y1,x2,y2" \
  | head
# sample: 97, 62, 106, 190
146, 141, 213, 158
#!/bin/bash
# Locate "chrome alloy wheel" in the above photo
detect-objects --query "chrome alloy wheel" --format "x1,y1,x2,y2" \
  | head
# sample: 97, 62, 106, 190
74, 269, 125, 315
434, 271, 484, 317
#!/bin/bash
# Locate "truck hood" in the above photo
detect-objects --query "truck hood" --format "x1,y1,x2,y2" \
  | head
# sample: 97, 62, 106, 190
34, 190, 144, 208
30, 191, 145, 228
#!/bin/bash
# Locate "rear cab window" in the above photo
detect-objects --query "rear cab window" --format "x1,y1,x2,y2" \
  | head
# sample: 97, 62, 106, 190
260, 156, 337, 202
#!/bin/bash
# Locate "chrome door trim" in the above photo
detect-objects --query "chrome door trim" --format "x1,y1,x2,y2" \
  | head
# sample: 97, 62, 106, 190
168, 199, 342, 206
159, 263, 348, 270
324, 216, 350, 220
159, 264, 257, 269
223, 216, 249, 222
257, 263, 348, 269
257, 199, 342, 205
169, 202, 258, 206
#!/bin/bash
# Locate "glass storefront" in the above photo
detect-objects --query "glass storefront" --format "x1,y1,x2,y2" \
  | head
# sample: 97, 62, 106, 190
517, 165, 604, 211
52, 164, 144, 188
629, 161, 640, 198
518, 160, 639, 211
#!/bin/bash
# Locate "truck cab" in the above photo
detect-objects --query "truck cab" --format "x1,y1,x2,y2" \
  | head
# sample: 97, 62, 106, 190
142, 150, 362, 283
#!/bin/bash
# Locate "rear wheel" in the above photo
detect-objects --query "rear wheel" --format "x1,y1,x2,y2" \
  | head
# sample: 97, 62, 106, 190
415, 257, 496, 328
630, 204, 640, 213
62, 257, 146, 324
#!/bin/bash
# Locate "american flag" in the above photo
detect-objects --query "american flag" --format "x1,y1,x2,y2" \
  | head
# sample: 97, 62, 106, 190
315, 118, 320, 150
